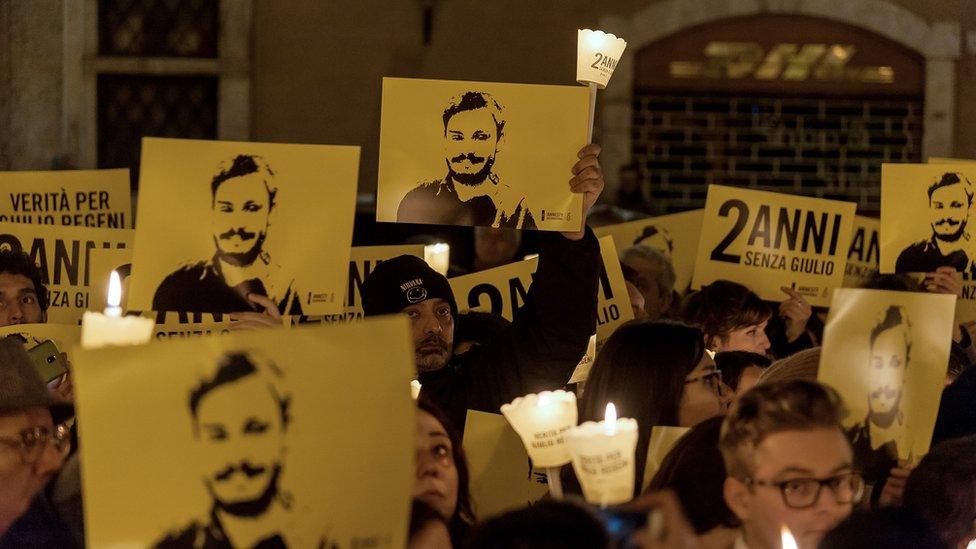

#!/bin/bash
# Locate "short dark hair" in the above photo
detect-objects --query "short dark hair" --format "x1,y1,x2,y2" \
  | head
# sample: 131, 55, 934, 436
714, 351, 772, 391
926, 172, 973, 206
188, 351, 290, 430
720, 380, 848, 478
210, 154, 278, 210
820, 507, 948, 549
442, 91, 505, 140
903, 435, 976, 548
680, 280, 771, 346
0, 250, 48, 311
869, 305, 911, 367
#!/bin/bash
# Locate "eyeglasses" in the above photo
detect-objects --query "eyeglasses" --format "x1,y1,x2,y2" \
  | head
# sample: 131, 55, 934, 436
684, 370, 725, 396
0, 424, 71, 464
745, 472, 865, 509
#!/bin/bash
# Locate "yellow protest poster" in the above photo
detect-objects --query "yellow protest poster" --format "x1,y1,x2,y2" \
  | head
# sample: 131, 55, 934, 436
818, 289, 954, 482
86, 247, 133, 312
880, 163, 976, 274
449, 236, 632, 346
692, 185, 855, 307
144, 311, 240, 342
0, 223, 132, 324
594, 209, 703, 294
128, 137, 360, 316
292, 244, 425, 325
0, 169, 131, 228
0, 322, 80, 356
73, 317, 415, 548
640, 426, 691, 493
843, 216, 880, 288
463, 410, 548, 518
376, 77, 588, 231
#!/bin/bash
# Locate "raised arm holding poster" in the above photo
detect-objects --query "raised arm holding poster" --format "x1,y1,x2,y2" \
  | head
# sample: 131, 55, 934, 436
72, 318, 415, 548
128, 137, 359, 316
594, 209, 704, 295
0, 223, 132, 324
376, 77, 588, 231
0, 169, 131, 228
817, 288, 954, 484
692, 185, 856, 307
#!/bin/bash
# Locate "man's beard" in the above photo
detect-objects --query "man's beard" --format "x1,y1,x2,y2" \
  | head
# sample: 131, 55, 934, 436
932, 217, 966, 242
214, 229, 266, 267
209, 461, 282, 518
447, 154, 495, 186
868, 389, 902, 429
415, 334, 452, 373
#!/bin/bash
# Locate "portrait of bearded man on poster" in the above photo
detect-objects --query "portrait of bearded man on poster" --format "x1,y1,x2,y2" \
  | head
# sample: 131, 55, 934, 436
396, 91, 536, 229
896, 172, 975, 274
152, 154, 302, 315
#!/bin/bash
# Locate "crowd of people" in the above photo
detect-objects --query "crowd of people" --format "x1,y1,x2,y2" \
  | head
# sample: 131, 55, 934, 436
0, 143, 975, 549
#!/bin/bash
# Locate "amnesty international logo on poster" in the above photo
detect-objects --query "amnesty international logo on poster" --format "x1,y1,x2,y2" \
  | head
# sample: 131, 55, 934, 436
818, 289, 954, 482
376, 77, 589, 232
594, 209, 704, 294
0, 169, 131, 228
128, 138, 360, 316
72, 318, 415, 548
692, 185, 855, 307
0, 223, 132, 324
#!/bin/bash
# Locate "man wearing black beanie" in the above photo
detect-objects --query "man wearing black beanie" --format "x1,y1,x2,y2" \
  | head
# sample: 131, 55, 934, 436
363, 144, 604, 431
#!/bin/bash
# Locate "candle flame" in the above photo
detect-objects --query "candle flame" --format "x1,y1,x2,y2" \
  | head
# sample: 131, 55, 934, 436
108, 270, 122, 308
538, 392, 551, 408
780, 525, 798, 549
604, 402, 617, 435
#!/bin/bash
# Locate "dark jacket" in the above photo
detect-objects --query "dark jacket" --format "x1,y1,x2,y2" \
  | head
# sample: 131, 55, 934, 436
0, 496, 78, 549
418, 227, 600, 432
396, 177, 537, 229
933, 361, 976, 445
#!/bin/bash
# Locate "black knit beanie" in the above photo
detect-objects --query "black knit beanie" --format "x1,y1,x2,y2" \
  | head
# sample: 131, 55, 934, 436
362, 255, 458, 318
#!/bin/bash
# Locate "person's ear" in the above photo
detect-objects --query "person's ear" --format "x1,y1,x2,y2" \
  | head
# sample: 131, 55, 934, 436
724, 476, 751, 521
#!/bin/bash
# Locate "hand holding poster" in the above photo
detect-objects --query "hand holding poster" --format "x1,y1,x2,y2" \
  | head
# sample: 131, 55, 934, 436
0, 169, 131, 228
880, 163, 976, 274
376, 77, 589, 231
72, 318, 415, 548
0, 223, 132, 324
128, 137, 360, 316
817, 288, 954, 483
692, 185, 856, 307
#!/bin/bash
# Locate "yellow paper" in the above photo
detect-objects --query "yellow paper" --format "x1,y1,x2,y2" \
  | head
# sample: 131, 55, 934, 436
292, 245, 425, 325
924, 160, 976, 322
0, 223, 132, 324
449, 236, 633, 346
594, 209, 704, 294
641, 426, 691, 493
0, 169, 131, 228
818, 289, 954, 474
376, 77, 588, 232
463, 410, 548, 518
128, 137, 360, 315
692, 185, 856, 306
880, 163, 976, 274
843, 216, 880, 288
0, 322, 80, 351
72, 318, 415, 548
86, 247, 133, 312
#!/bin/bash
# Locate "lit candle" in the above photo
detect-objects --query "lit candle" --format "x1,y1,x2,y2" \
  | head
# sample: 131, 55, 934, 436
576, 29, 628, 142
424, 243, 450, 276
566, 401, 638, 506
966, 539, 976, 549
501, 390, 578, 500
81, 270, 154, 349
781, 525, 798, 549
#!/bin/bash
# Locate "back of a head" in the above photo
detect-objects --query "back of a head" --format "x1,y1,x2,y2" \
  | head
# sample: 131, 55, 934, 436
680, 280, 770, 345
714, 351, 772, 391
580, 320, 705, 490
758, 347, 822, 385
720, 380, 846, 479
903, 435, 976, 548
621, 245, 677, 296
647, 416, 738, 534
463, 500, 610, 549
819, 507, 947, 549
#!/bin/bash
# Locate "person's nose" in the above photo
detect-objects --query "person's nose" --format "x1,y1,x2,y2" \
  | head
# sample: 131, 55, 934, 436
415, 450, 440, 479
6, 300, 24, 324
758, 330, 771, 352
420, 313, 443, 335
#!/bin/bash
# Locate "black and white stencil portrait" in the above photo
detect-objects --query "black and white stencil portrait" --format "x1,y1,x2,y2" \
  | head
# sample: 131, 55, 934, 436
128, 138, 360, 316
881, 164, 976, 274
817, 288, 955, 484
72, 319, 416, 548
376, 77, 589, 232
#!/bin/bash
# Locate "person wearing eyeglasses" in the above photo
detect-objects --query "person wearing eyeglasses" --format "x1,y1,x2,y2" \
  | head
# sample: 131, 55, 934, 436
719, 380, 863, 549
0, 335, 74, 548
